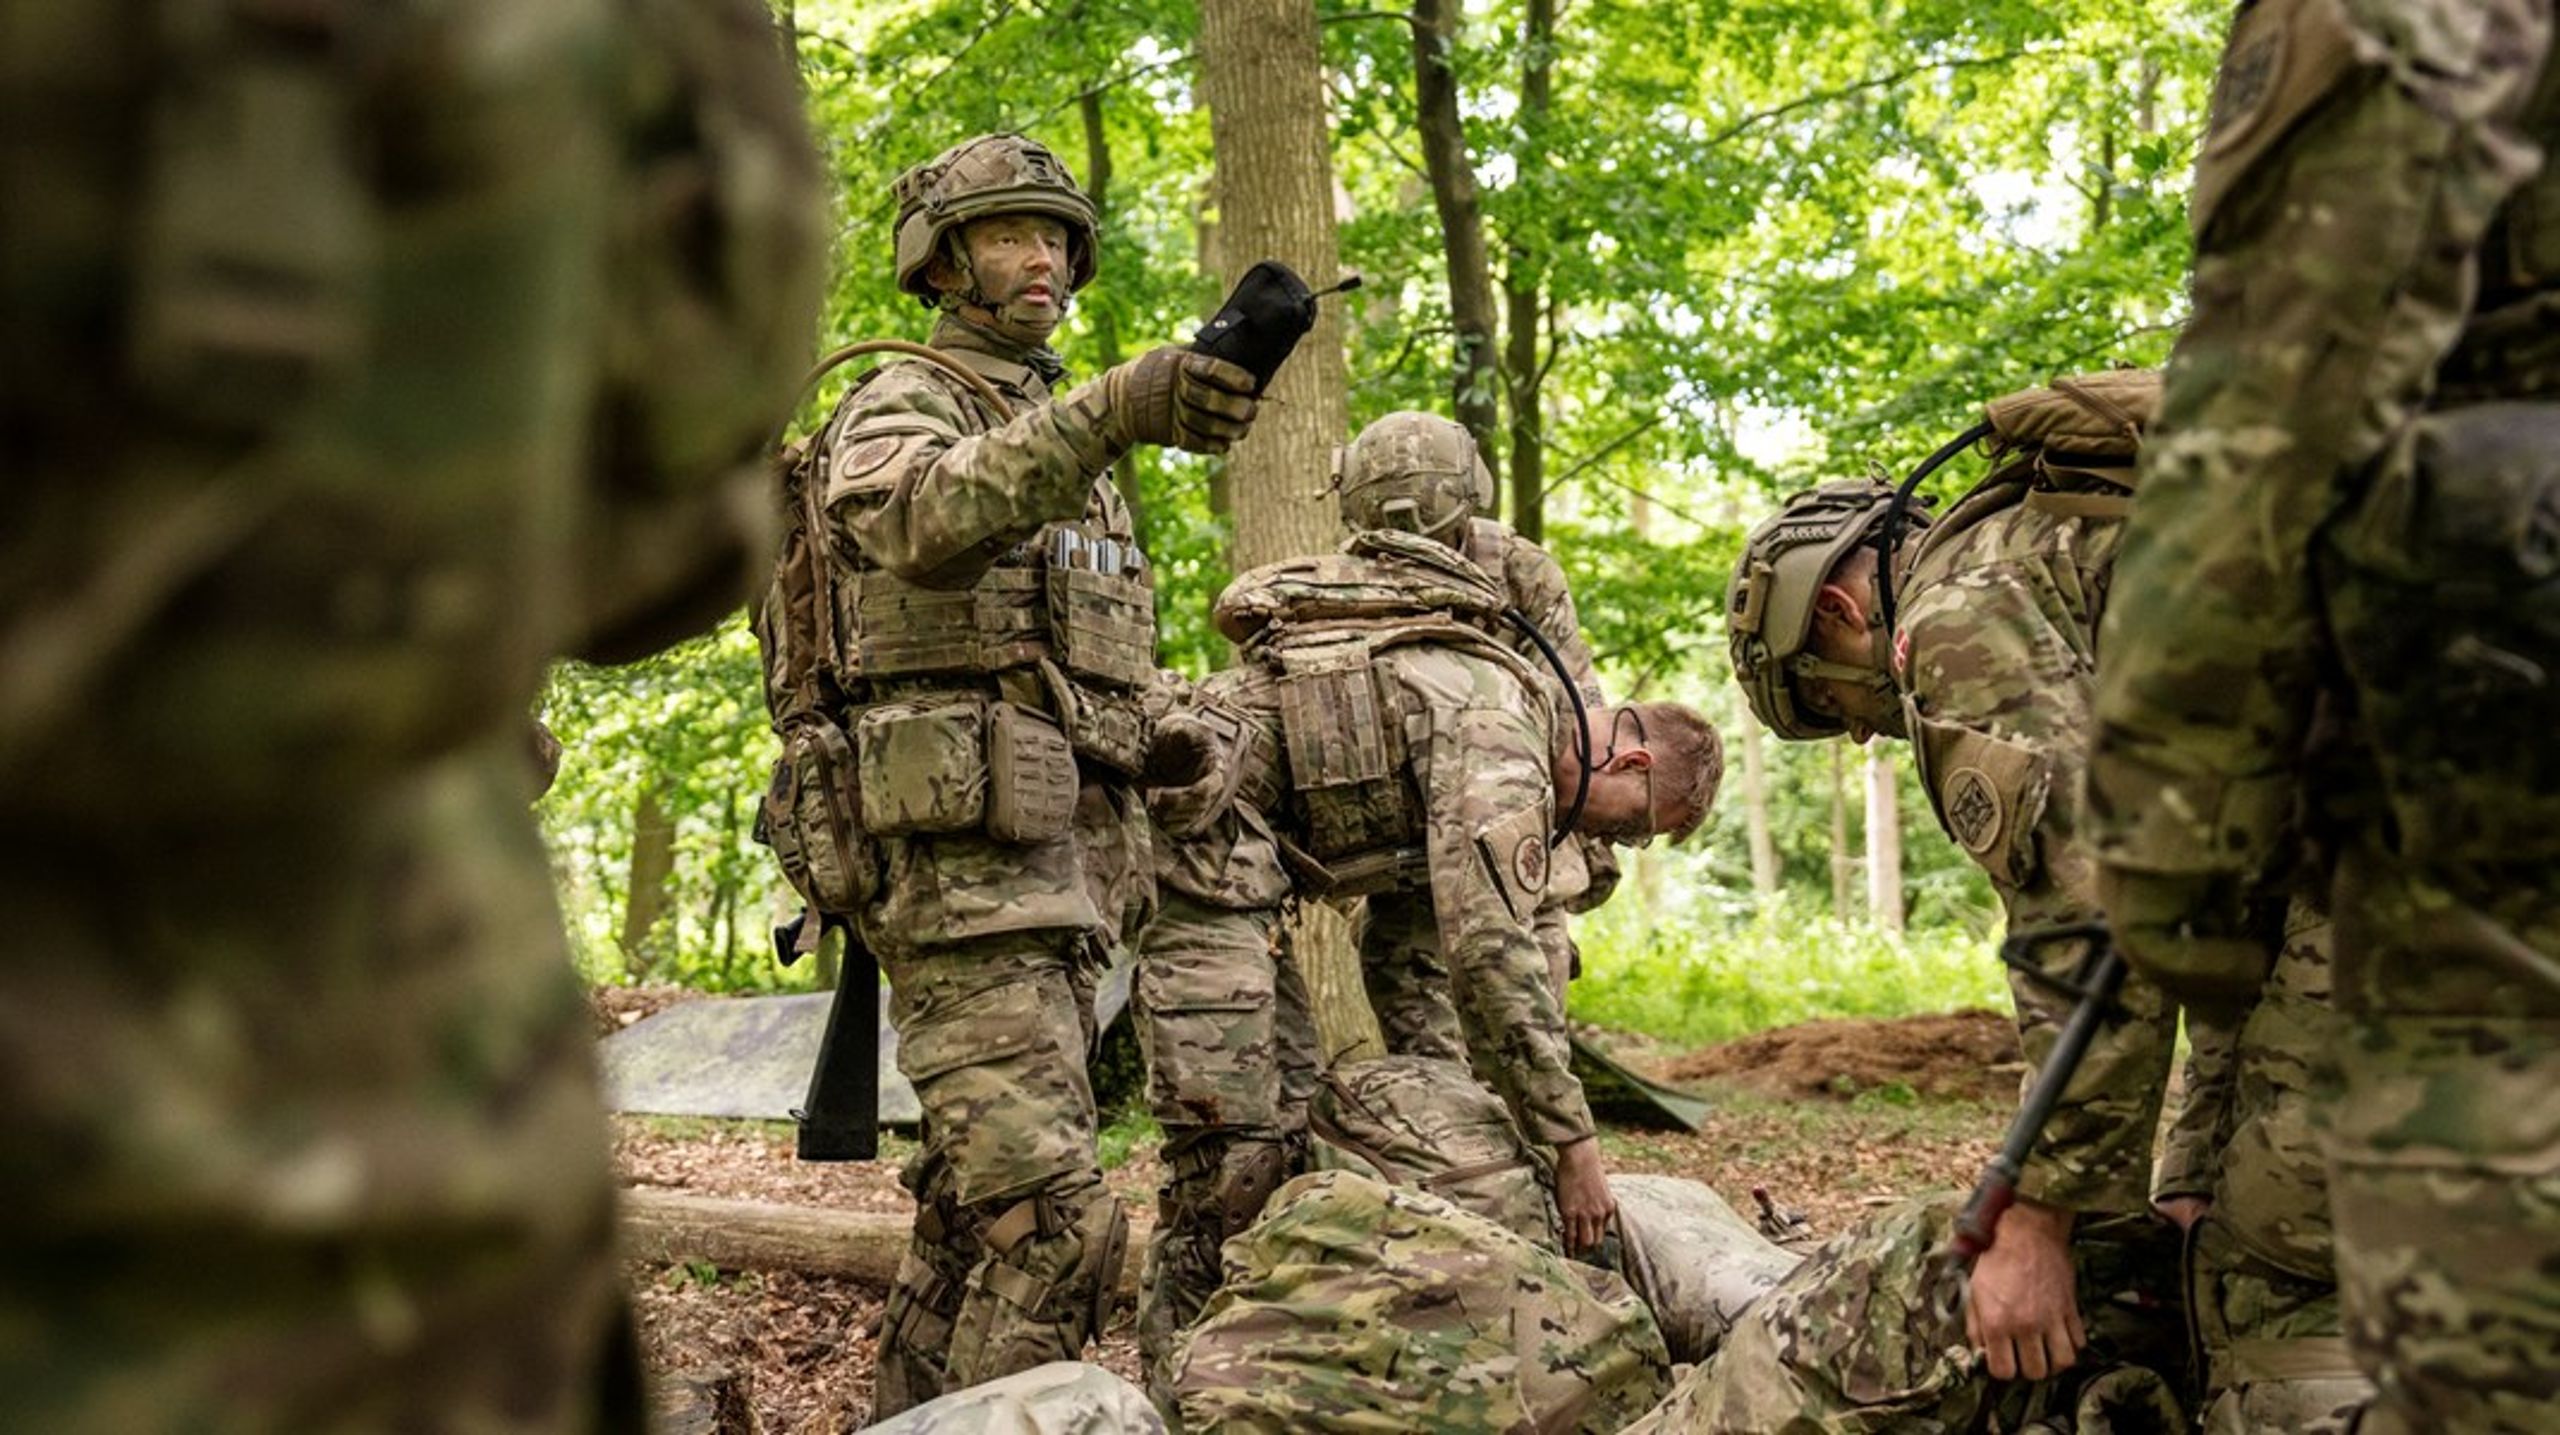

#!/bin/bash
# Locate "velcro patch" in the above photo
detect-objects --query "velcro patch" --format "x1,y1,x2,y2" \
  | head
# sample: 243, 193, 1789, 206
1943, 765, 2005, 855
1474, 800, 1552, 920
838, 434, 902, 480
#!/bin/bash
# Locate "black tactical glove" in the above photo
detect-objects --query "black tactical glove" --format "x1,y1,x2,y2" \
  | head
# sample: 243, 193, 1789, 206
1080, 345, 1261, 454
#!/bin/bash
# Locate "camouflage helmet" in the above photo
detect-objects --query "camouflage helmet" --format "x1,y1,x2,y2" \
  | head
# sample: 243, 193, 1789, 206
892, 134, 1100, 302
1335, 411, 1496, 541
1726, 479, 1927, 740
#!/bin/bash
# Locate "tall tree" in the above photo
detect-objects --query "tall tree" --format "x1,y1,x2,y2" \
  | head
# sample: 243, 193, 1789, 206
1863, 741, 1904, 931
1409, 0, 1500, 465
1500, 0, 1556, 539
1197, 0, 1376, 1059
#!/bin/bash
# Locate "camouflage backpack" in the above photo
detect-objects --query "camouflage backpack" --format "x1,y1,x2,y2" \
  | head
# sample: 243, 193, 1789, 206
1210, 531, 1546, 895
1172, 1170, 1674, 1434
747, 341, 1018, 948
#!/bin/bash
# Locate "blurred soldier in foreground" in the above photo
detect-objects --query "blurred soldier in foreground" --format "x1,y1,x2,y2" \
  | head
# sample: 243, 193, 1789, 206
0, 0, 821, 1428
1133, 527, 1720, 1388
1333, 411, 1620, 1004
1721, 374, 2364, 1430
794, 133, 1259, 1417
2085, 0, 2560, 1428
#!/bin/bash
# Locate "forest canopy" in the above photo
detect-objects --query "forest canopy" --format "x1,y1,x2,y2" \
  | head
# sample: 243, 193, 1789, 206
543, 0, 2221, 1038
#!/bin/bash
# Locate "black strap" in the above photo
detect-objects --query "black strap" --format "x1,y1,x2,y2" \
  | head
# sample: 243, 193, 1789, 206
1502, 607, 1591, 847
1873, 420, 1994, 639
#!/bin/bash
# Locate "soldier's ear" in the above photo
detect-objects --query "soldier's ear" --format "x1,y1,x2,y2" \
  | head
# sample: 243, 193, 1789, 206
1600, 748, 1654, 776
1808, 582, 1868, 637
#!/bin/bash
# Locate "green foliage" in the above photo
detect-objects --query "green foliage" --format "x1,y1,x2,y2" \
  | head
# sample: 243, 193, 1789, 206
544, 0, 2223, 1035
1569, 890, 2011, 1048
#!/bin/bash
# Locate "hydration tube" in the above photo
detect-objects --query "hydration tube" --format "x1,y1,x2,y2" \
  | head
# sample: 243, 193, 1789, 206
1873, 419, 1995, 638
1502, 607, 1592, 848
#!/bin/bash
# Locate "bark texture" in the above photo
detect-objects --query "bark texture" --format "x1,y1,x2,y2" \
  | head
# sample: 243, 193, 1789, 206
1198, 0, 1378, 1060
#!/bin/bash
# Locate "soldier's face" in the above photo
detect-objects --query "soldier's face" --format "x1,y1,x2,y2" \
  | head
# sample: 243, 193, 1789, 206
957, 214, 1072, 338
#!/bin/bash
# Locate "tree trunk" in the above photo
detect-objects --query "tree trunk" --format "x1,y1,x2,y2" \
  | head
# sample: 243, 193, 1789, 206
1863, 740, 1904, 932
620, 1187, 1149, 1294
1500, 0, 1555, 539
1078, 88, 1139, 529
1739, 716, 1780, 898
1198, 0, 1377, 1061
622, 783, 677, 977
774, 0, 802, 93
1827, 742, 1853, 923
1410, 0, 1501, 466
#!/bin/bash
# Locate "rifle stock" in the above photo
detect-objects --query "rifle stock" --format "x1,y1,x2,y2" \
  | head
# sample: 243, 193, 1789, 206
779, 908, 881, 1162
1950, 922, 2124, 1260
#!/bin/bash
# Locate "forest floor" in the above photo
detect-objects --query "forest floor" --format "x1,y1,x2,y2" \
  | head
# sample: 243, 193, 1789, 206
603, 990, 2016, 1432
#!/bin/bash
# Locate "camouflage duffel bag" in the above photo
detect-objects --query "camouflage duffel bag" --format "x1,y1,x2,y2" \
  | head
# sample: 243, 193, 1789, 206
1172, 1170, 1673, 1433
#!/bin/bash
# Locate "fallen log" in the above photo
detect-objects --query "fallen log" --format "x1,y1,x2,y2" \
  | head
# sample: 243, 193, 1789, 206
618, 1187, 1151, 1295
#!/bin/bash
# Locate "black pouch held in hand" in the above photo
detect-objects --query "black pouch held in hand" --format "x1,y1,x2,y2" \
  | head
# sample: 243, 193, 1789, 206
1191, 260, 1362, 392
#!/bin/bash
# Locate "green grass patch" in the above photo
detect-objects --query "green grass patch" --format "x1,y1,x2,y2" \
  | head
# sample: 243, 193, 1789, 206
1097, 1106, 1162, 1172
1569, 895, 2010, 1049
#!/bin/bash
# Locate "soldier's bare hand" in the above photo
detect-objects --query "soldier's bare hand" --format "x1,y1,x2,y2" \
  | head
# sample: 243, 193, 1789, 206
1091, 346, 1260, 454
1552, 1135, 1616, 1256
2152, 1194, 2211, 1232
1963, 1197, 2086, 1382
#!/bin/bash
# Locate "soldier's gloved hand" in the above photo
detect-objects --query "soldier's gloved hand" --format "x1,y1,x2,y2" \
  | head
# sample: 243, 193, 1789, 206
1081, 346, 1260, 454
1144, 712, 1219, 789
1552, 1135, 1616, 1257
2096, 867, 2276, 1014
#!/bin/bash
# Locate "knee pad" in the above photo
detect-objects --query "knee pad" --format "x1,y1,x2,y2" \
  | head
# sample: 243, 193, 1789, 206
1215, 1137, 1295, 1238
949, 1180, 1131, 1386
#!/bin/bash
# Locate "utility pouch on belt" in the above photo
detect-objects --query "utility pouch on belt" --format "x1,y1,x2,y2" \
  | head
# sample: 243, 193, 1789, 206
2325, 403, 2560, 861
985, 701, 1077, 845
1275, 638, 1413, 860
855, 698, 1076, 845
758, 716, 874, 913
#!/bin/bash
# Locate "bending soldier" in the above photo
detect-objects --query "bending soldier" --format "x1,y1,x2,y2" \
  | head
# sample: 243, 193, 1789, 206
1334, 411, 1620, 1011
808, 134, 1261, 1418
2087, 0, 2560, 1428
1716, 374, 2363, 1430
1, 0, 823, 1427
1134, 528, 1720, 1390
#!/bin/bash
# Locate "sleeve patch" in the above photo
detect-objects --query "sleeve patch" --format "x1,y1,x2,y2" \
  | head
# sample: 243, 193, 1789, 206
838, 435, 901, 481
1474, 800, 1551, 920
1943, 765, 2007, 855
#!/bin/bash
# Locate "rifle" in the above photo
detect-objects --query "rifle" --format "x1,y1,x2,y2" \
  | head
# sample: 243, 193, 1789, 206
775, 908, 881, 1162
1949, 921, 2125, 1260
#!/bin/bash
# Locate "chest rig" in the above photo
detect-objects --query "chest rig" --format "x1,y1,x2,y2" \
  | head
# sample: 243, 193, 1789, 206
832, 348, 1156, 777
1217, 532, 1540, 897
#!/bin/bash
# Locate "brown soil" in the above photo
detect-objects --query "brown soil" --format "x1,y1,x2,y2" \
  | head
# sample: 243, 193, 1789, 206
1656, 1008, 2024, 1105
589, 981, 701, 1038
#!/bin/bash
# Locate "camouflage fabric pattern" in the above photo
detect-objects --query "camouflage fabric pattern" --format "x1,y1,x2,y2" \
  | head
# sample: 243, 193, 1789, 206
2086, 0, 2560, 1425
1307, 1054, 1559, 1251
2187, 1217, 2370, 1435
0, 0, 820, 1429
1894, 479, 2186, 1215
1135, 569, 1600, 1390
1172, 1171, 1672, 1433
825, 312, 1156, 1414
1130, 893, 1315, 1388
1624, 1194, 2192, 1435
863, 1361, 1164, 1435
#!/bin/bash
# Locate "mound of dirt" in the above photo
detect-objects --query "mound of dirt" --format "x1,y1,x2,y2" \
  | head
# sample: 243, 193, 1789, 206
590, 982, 702, 1038
1659, 1009, 2023, 1104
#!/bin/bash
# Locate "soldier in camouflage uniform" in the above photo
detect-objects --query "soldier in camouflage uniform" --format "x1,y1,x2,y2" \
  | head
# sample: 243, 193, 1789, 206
2085, 1, 2560, 1428
811, 134, 1263, 1417
1133, 529, 1721, 1389
0, 0, 822, 1428
1334, 411, 1621, 1017
1725, 374, 2366, 1430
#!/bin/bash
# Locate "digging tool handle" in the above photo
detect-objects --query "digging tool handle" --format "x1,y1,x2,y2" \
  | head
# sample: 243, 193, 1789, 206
792, 918, 880, 1163
1951, 925, 2125, 1260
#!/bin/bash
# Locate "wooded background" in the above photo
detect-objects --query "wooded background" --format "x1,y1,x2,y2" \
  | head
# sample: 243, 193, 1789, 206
543, 0, 2220, 1044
